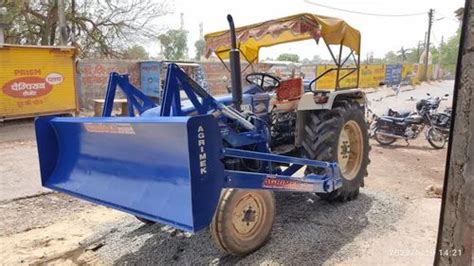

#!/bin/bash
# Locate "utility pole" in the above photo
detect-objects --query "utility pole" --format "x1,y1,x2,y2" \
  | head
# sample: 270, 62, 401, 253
57, 0, 67, 45
424, 9, 434, 81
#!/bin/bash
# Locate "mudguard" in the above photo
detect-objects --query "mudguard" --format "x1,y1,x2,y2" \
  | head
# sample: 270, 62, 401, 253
35, 115, 224, 232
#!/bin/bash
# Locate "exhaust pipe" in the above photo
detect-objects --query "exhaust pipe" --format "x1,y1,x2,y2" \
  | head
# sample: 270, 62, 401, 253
376, 131, 406, 140
227, 14, 242, 111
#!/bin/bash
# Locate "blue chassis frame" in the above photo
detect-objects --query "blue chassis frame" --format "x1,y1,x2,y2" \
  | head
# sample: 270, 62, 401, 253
101, 63, 342, 194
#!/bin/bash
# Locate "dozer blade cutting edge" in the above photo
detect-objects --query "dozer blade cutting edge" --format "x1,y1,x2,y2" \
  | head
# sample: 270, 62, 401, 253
35, 114, 225, 232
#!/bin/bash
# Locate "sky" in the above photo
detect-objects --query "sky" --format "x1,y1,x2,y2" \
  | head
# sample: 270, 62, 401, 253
145, 0, 464, 61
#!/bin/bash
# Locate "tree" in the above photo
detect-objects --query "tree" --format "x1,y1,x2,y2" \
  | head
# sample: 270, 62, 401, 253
384, 51, 399, 64
404, 49, 420, 64
159, 29, 188, 60
371, 57, 385, 64
194, 39, 204, 61
438, 30, 461, 73
276, 53, 299, 62
431, 45, 440, 64
301, 58, 311, 64
122, 45, 149, 60
0, 0, 168, 58
311, 55, 322, 63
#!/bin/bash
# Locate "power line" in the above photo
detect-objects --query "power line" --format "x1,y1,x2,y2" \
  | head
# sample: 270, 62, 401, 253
436, 11, 460, 22
303, 0, 426, 17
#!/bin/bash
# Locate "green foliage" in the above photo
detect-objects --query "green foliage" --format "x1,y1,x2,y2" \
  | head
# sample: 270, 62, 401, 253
301, 55, 323, 64
194, 39, 205, 61
380, 30, 460, 72
276, 53, 300, 62
159, 29, 188, 60
384, 51, 399, 64
122, 45, 149, 60
431, 46, 440, 64
371, 58, 385, 64
438, 30, 460, 73
404, 50, 420, 64
383, 49, 418, 64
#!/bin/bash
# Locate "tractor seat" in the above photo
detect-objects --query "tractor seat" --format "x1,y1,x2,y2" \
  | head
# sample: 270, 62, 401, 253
276, 78, 303, 102
272, 78, 304, 112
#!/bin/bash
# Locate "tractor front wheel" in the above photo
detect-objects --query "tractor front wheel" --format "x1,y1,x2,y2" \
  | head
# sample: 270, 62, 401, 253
303, 101, 370, 202
210, 189, 275, 256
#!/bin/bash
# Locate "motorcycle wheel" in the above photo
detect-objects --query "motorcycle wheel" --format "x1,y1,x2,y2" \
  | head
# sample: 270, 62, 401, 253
374, 129, 397, 145
426, 127, 446, 149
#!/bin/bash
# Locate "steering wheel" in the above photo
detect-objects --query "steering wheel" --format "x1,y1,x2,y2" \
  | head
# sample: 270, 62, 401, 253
245, 72, 280, 91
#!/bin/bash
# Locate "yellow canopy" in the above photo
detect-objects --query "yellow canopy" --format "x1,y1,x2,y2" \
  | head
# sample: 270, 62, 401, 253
204, 13, 361, 63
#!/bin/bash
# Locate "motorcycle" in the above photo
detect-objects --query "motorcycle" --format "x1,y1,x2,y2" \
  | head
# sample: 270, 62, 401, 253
430, 105, 452, 137
366, 106, 378, 138
373, 94, 449, 149
424, 93, 451, 137
367, 107, 411, 138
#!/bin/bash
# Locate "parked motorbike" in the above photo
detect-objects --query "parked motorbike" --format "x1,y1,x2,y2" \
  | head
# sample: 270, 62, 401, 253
373, 94, 449, 149
367, 107, 410, 138
366, 106, 378, 138
430, 105, 452, 137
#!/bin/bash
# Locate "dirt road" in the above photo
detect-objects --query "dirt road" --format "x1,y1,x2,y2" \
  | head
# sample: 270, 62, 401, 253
0, 81, 451, 265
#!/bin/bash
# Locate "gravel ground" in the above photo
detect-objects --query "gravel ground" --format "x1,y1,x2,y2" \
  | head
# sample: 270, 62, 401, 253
93, 189, 405, 265
0, 193, 89, 236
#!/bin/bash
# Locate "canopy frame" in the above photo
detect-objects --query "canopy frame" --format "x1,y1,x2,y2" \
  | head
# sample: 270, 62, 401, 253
213, 41, 360, 91
205, 13, 362, 90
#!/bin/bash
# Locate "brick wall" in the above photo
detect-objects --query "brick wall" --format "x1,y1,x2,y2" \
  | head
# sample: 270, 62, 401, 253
76, 59, 276, 110
202, 61, 274, 95
76, 59, 139, 109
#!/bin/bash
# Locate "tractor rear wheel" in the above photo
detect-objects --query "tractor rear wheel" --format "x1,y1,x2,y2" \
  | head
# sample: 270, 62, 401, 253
210, 189, 275, 256
303, 101, 369, 202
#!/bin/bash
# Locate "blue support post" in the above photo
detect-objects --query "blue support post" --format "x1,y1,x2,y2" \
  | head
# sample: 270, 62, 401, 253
101, 72, 157, 117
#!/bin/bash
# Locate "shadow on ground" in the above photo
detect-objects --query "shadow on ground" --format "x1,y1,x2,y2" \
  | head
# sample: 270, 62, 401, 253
373, 142, 435, 151
111, 192, 376, 265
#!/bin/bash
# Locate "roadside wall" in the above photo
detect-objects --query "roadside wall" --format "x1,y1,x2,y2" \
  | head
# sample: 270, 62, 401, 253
76, 59, 139, 109
76, 59, 446, 110
76, 60, 272, 109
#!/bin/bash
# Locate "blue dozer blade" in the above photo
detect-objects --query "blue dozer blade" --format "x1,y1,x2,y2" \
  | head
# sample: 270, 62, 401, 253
35, 114, 225, 232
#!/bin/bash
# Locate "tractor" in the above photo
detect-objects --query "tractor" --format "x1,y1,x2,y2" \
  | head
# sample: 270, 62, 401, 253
35, 13, 369, 256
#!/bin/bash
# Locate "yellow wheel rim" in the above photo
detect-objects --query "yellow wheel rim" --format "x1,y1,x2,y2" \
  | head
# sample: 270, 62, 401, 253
338, 120, 364, 180
231, 193, 264, 239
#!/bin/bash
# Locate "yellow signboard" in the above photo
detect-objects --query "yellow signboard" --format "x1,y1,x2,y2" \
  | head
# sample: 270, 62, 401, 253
315, 65, 358, 90
315, 64, 384, 89
0, 45, 78, 120
359, 64, 385, 88
415, 64, 433, 82
314, 63, 435, 89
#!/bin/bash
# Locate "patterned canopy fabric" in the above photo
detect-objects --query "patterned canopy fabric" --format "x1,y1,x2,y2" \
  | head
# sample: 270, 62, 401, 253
204, 13, 361, 63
